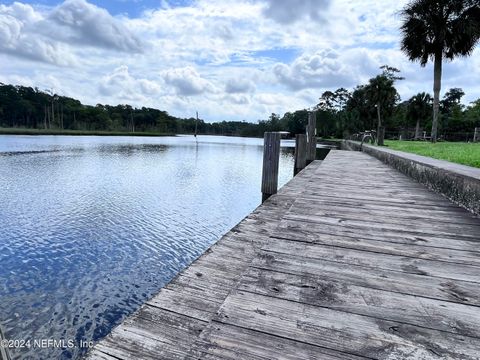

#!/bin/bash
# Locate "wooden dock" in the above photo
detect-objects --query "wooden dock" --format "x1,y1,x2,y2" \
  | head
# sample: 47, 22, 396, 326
86, 150, 480, 360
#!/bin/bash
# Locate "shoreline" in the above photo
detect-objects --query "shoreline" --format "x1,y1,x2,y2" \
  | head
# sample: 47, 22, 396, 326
0, 128, 174, 137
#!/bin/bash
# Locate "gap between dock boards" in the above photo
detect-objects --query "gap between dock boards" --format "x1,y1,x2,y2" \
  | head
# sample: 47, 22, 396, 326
86, 150, 480, 360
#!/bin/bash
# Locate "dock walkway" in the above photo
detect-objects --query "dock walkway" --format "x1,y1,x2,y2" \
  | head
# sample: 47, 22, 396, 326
87, 150, 480, 360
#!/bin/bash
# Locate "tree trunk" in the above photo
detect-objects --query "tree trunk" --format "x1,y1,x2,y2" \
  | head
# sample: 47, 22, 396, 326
415, 119, 420, 139
51, 101, 55, 128
61, 104, 64, 129
47, 105, 51, 129
57, 104, 61, 129
130, 110, 135, 132
432, 52, 442, 143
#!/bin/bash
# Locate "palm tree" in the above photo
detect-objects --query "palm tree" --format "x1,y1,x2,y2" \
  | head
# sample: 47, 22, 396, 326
407, 92, 432, 139
400, 0, 480, 142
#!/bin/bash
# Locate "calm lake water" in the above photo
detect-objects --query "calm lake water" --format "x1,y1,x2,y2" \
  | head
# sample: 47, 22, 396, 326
0, 135, 295, 359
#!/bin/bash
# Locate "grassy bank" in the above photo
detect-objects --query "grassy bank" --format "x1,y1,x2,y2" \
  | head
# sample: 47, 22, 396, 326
385, 140, 480, 168
0, 128, 173, 137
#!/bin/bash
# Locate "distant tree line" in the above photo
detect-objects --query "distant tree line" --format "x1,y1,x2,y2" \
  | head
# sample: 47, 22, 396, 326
2, 81, 479, 141
0, 83, 310, 138
313, 67, 480, 141
266, 64, 480, 142
0, 83, 179, 133
0, 83, 264, 136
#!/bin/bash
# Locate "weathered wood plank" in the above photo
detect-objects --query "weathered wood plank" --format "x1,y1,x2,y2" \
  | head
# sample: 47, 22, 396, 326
261, 132, 281, 201
283, 212, 480, 239
214, 291, 480, 359
188, 322, 366, 360
252, 251, 480, 306
278, 218, 480, 253
91, 306, 207, 360
291, 190, 462, 208
261, 238, 480, 283
294, 133, 307, 176
84, 350, 119, 360
238, 267, 480, 338
273, 222, 480, 265
289, 198, 480, 225
306, 112, 317, 164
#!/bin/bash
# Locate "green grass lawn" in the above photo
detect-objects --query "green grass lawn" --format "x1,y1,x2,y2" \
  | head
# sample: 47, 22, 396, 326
0, 127, 173, 137
384, 140, 480, 168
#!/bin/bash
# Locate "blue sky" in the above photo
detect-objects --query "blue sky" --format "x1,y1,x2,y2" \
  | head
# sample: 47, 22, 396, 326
0, 0, 192, 18
88, 0, 193, 16
3, 0, 193, 16
0, 0, 479, 121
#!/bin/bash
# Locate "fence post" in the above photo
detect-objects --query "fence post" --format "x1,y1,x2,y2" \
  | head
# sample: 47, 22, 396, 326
306, 111, 317, 164
294, 134, 307, 176
261, 132, 281, 202
474, 127, 478, 142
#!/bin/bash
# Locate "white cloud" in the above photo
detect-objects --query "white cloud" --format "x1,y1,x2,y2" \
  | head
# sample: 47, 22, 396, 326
224, 94, 250, 105
273, 49, 359, 90
99, 65, 161, 102
0, 0, 142, 67
0, 3, 76, 65
161, 66, 216, 96
225, 78, 256, 94
47, 0, 143, 52
262, 0, 331, 24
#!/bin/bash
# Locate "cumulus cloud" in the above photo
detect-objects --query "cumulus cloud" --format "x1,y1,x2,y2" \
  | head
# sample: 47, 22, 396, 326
47, 0, 143, 52
213, 22, 235, 41
0, 3, 75, 65
273, 49, 356, 90
99, 65, 161, 101
262, 0, 331, 24
224, 94, 250, 105
162, 67, 215, 96
0, 0, 142, 66
225, 78, 256, 94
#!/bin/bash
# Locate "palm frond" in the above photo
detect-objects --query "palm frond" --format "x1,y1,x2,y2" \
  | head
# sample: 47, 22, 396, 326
400, 0, 480, 63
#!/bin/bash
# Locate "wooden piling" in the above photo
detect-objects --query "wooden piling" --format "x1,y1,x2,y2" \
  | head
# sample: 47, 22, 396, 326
261, 132, 281, 202
294, 134, 307, 176
306, 112, 317, 164
378, 126, 385, 146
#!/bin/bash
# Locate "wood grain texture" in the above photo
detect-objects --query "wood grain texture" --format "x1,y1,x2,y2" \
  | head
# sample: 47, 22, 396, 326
306, 112, 317, 163
86, 150, 480, 360
294, 133, 307, 176
261, 132, 281, 201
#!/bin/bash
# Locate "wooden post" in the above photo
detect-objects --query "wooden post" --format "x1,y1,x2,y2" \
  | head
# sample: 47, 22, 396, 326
306, 111, 317, 164
474, 127, 479, 142
378, 126, 385, 146
294, 134, 307, 176
261, 132, 281, 202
